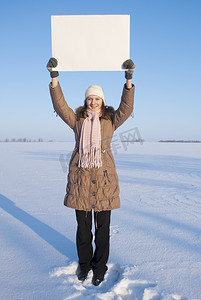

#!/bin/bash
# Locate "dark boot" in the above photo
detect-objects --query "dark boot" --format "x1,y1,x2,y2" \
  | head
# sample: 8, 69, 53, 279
92, 273, 104, 286
77, 266, 91, 281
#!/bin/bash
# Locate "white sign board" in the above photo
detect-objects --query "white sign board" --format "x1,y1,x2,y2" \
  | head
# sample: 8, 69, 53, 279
51, 15, 130, 71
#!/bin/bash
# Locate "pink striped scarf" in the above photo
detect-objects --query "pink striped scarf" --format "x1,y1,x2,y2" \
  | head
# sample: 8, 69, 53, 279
78, 109, 102, 169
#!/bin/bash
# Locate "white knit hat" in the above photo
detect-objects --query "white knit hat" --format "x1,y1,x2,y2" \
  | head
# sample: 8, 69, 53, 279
85, 85, 106, 106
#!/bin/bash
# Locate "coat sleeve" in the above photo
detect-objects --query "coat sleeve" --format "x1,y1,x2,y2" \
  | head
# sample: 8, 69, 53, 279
49, 82, 76, 129
113, 84, 135, 130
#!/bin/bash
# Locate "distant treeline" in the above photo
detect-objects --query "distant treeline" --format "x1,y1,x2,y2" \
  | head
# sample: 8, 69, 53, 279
0, 138, 53, 142
159, 140, 201, 143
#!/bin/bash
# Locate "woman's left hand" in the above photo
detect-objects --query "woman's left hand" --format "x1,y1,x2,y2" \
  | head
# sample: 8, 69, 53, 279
122, 59, 135, 80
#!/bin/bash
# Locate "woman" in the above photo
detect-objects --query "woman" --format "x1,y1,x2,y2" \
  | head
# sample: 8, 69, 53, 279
47, 57, 135, 286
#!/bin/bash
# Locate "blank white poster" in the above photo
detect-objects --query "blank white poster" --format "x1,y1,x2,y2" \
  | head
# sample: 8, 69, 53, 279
51, 15, 130, 71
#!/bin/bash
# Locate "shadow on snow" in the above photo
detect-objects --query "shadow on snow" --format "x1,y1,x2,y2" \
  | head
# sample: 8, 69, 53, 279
0, 194, 75, 259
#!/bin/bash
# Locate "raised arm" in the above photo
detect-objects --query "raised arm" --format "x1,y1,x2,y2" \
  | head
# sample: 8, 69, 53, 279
47, 58, 76, 129
113, 59, 135, 130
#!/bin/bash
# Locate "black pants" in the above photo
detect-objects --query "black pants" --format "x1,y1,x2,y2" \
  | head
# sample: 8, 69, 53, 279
75, 210, 111, 276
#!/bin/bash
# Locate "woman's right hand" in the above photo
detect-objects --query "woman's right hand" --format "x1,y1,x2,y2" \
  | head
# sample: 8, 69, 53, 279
46, 57, 59, 78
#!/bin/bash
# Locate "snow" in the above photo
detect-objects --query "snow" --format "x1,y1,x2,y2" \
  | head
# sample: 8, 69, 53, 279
0, 142, 201, 300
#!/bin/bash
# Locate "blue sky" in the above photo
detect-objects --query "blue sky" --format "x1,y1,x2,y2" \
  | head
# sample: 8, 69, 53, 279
1, 0, 201, 141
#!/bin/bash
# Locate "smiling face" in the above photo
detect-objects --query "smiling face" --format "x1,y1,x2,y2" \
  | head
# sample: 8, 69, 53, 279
86, 95, 103, 112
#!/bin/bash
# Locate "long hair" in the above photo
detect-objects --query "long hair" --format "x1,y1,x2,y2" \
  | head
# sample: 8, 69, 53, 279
76, 100, 115, 121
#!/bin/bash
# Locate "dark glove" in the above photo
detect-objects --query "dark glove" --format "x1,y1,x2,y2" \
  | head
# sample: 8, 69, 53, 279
122, 59, 135, 79
46, 57, 59, 78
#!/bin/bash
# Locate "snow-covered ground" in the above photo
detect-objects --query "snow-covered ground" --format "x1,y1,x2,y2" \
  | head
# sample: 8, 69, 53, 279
0, 142, 201, 300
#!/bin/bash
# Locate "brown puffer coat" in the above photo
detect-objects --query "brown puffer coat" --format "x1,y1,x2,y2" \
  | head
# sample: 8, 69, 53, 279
49, 82, 135, 211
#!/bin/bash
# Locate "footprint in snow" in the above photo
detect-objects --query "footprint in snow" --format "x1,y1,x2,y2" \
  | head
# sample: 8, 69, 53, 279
50, 262, 162, 300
